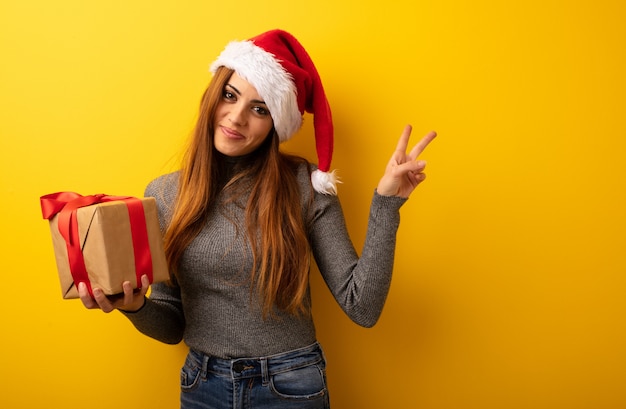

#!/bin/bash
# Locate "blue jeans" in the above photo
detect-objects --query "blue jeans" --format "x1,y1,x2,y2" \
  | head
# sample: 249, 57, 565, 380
180, 342, 330, 409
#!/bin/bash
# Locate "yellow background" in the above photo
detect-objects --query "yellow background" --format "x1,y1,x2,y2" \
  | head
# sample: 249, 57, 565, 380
1, 0, 625, 408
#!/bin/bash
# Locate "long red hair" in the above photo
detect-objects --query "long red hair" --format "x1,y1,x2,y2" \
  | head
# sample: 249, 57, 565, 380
163, 67, 313, 317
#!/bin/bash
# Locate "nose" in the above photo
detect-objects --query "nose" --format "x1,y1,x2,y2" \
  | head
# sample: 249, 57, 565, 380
227, 102, 247, 126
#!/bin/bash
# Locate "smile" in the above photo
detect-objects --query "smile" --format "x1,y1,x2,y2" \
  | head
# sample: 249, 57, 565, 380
220, 126, 245, 140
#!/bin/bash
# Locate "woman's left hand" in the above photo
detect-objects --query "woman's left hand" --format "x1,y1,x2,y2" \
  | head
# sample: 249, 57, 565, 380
377, 125, 437, 198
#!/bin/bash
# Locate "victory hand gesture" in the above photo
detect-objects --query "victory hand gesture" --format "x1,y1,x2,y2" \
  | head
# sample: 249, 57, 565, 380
377, 125, 437, 198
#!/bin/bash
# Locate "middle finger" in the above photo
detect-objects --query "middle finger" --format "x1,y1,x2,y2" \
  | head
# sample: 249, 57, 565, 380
408, 131, 437, 161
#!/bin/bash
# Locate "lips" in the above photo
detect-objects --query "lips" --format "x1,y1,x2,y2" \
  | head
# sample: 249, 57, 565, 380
219, 125, 244, 140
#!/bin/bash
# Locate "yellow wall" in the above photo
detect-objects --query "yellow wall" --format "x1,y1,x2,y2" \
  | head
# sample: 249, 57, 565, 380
2, 0, 625, 408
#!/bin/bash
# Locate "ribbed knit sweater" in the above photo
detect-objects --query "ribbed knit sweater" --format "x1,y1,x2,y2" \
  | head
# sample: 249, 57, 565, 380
123, 161, 406, 359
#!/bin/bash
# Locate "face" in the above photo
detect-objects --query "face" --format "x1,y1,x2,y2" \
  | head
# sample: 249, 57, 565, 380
213, 72, 274, 157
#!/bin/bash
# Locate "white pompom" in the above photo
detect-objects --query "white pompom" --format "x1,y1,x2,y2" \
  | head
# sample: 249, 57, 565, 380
311, 169, 340, 195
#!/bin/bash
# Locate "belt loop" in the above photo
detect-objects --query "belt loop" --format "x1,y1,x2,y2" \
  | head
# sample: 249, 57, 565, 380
201, 353, 210, 380
260, 358, 269, 386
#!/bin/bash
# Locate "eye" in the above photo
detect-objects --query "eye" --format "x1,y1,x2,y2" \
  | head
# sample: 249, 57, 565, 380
252, 105, 270, 116
222, 89, 236, 101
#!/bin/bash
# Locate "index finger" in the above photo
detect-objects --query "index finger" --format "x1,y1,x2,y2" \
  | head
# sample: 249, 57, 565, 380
408, 131, 437, 160
394, 124, 414, 153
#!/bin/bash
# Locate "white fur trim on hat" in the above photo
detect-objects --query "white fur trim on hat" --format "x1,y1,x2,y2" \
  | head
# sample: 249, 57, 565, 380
311, 169, 339, 195
210, 40, 302, 142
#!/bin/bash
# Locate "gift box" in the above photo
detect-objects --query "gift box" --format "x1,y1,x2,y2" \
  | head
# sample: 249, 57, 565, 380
41, 192, 169, 299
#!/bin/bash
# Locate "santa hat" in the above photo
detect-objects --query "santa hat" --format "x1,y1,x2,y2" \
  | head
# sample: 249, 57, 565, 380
209, 29, 338, 195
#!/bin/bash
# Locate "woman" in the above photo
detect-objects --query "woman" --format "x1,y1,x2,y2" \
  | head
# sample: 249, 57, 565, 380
79, 29, 436, 409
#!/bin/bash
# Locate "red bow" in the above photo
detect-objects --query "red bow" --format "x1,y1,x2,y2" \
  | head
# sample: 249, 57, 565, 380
41, 192, 154, 297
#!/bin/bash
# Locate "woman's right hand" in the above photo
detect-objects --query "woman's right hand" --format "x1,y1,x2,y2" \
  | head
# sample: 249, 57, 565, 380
78, 274, 151, 313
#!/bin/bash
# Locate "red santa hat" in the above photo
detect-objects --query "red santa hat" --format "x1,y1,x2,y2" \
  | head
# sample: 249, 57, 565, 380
209, 29, 338, 195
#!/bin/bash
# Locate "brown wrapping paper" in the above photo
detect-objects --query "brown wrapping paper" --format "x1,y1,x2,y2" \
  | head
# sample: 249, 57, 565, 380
46, 197, 169, 299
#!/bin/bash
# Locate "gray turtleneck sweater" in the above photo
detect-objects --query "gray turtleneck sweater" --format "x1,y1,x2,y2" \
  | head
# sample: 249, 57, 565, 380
123, 162, 406, 359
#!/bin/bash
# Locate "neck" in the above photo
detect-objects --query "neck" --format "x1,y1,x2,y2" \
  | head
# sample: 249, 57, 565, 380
215, 149, 262, 187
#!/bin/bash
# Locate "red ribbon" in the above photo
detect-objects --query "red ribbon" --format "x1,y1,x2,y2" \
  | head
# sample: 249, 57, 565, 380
41, 192, 154, 297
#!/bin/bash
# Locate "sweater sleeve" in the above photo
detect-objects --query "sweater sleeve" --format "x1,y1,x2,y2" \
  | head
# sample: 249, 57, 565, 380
120, 282, 185, 344
119, 173, 186, 344
309, 189, 406, 327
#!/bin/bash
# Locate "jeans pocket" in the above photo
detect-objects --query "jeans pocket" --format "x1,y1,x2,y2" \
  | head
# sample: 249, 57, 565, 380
270, 363, 328, 400
180, 352, 203, 392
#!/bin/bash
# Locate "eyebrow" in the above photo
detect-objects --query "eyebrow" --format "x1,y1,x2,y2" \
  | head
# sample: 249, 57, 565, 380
225, 84, 267, 105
